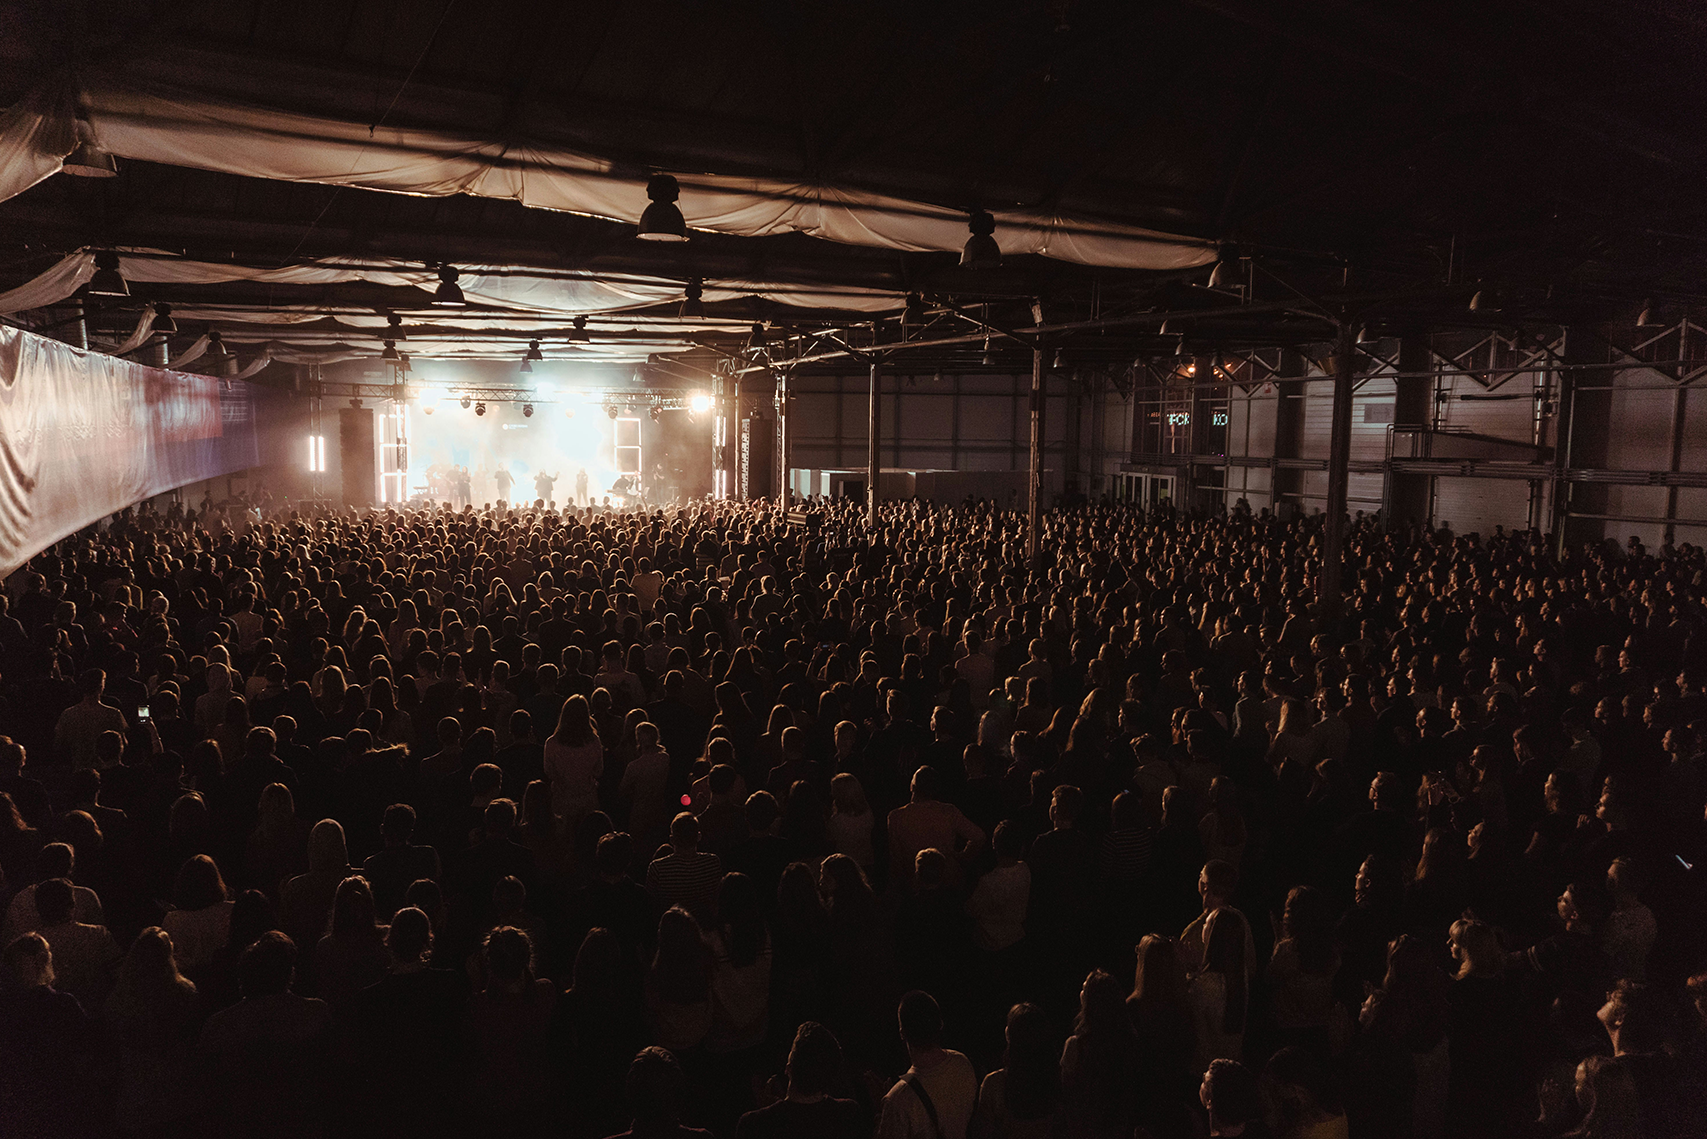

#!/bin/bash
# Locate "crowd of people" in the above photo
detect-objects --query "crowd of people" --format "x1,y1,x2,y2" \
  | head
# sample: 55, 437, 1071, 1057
0, 491, 1705, 1139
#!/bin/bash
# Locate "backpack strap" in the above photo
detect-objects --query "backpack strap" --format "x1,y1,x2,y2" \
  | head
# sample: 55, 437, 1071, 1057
902, 1071, 946, 1139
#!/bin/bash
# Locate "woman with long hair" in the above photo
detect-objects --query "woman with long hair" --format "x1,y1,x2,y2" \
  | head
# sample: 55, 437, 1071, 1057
243, 782, 310, 898
162, 853, 233, 977
707, 873, 771, 1055
1127, 932, 1196, 1132
104, 927, 202, 1133
644, 906, 714, 1054
972, 1002, 1061, 1139
1187, 906, 1249, 1073
827, 773, 875, 871
314, 875, 389, 1008
1061, 969, 1141, 1139
544, 694, 603, 832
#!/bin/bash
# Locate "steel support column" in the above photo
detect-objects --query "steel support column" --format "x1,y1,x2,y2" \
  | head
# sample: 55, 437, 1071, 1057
1322, 327, 1357, 604
866, 360, 880, 526
777, 370, 790, 504
1028, 346, 1045, 561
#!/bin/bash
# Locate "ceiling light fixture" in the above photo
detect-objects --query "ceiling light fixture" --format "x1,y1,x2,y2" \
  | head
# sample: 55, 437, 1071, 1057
1468, 288, 1499, 313
637, 174, 688, 241
1207, 260, 1234, 289
151, 302, 177, 335
1637, 300, 1660, 328
981, 335, 996, 367
474, 401, 487, 416
1356, 324, 1376, 344
905, 293, 927, 324
205, 331, 229, 373
650, 405, 663, 421
61, 119, 118, 178
522, 403, 534, 418
681, 277, 705, 319
432, 265, 466, 307
606, 404, 620, 419
385, 313, 407, 340
524, 339, 544, 362
748, 322, 767, 348
568, 316, 589, 342
381, 339, 399, 361
460, 395, 472, 409
960, 210, 1001, 270
87, 250, 129, 297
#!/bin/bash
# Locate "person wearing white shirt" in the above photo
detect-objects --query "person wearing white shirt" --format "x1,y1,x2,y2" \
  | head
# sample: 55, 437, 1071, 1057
965, 821, 1029, 953
878, 990, 977, 1139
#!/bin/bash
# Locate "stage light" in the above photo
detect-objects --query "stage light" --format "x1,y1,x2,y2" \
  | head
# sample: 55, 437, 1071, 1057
569, 316, 589, 342
432, 265, 466, 307
689, 393, 714, 415
475, 402, 487, 416
522, 403, 534, 417
381, 339, 399, 361
422, 403, 435, 415
981, 335, 995, 367
682, 277, 705, 319
152, 302, 177, 335
1637, 300, 1660, 328
637, 174, 688, 241
960, 210, 1000, 270
1357, 324, 1376, 344
87, 250, 129, 297
525, 339, 544, 362
650, 405, 663, 421
461, 395, 472, 409
385, 312, 407, 340
349, 396, 364, 409
62, 119, 118, 178
606, 404, 619, 419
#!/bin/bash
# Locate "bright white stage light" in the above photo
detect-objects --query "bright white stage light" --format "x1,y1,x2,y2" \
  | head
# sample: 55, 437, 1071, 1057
689, 393, 714, 415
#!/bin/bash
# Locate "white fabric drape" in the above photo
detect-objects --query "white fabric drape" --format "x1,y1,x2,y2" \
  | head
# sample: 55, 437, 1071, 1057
0, 72, 1217, 271
0, 82, 77, 204
0, 248, 907, 317
0, 327, 258, 576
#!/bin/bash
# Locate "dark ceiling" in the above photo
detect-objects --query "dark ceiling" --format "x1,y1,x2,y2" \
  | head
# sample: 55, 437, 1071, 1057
3, 0, 1707, 378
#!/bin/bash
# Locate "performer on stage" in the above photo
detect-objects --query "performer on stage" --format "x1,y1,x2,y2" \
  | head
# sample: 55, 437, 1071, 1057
575, 468, 589, 506
494, 465, 514, 504
534, 469, 559, 505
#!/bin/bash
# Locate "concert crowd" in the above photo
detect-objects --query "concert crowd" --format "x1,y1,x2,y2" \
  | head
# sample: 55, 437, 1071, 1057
1, 492, 1705, 1139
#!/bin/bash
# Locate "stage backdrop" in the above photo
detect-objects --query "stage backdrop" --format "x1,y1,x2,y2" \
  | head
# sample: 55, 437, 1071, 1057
0, 326, 258, 575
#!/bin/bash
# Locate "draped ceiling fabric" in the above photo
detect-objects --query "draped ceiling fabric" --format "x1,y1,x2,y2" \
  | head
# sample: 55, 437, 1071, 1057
0, 248, 912, 318
0, 327, 259, 577
0, 72, 1217, 272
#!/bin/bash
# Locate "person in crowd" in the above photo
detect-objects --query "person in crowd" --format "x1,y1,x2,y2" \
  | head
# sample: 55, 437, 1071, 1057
878, 989, 978, 1139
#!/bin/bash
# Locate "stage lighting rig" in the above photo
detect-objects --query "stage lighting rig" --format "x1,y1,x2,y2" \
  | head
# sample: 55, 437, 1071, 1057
475, 402, 487, 416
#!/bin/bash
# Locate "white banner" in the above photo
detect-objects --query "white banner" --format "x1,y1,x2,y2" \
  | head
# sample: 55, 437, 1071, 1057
0, 327, 259, 576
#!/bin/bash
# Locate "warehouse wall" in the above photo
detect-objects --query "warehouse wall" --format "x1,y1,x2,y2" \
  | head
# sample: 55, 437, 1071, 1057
785, 371, 1134, 504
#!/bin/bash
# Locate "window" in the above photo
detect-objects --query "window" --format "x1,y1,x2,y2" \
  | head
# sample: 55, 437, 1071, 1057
1362, 402, 1395, 424
615, 417, 642, 474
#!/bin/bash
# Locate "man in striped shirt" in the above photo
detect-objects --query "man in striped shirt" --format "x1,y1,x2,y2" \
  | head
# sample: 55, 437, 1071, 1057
645, 812, 723, 925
